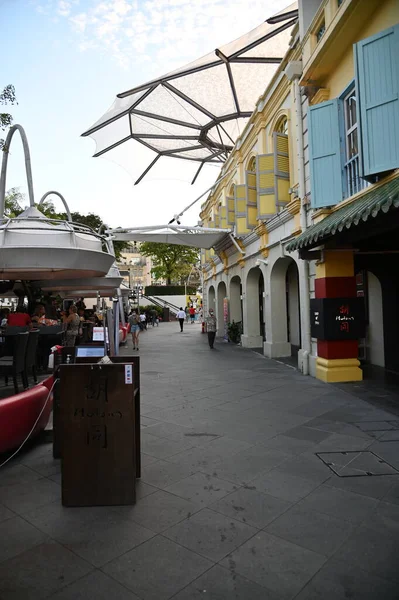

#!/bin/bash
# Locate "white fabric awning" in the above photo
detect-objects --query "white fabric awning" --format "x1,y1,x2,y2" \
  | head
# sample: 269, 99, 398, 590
109, 224, 232, 249
82, 3, 297, 184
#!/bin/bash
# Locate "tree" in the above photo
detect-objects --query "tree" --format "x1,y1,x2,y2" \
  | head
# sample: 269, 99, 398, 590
140, 242, 199, 284
4, 187, 24, 217
1, 85, 17, 150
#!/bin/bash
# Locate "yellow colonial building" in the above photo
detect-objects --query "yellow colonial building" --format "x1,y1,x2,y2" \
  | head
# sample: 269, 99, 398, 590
201, 0, 399, 383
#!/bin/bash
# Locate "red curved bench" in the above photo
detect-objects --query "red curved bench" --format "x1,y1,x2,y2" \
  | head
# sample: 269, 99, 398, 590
0, 376, 54, 454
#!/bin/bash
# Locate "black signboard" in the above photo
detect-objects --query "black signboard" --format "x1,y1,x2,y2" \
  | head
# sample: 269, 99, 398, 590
310, 297, 366, 341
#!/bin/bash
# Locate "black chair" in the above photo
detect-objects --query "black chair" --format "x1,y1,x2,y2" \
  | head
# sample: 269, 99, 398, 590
0, 332, 29, 393
24, 330, 39, 387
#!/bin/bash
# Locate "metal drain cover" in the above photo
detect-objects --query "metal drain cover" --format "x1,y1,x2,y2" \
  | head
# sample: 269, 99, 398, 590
316, 451, 399, 477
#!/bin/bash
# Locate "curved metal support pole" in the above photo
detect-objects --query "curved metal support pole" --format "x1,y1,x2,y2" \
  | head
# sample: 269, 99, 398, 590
0, 124, 35, 217
39, 191, 72, 221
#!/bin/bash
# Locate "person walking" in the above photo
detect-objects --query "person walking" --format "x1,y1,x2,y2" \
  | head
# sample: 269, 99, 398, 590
206, 308, 217, 349
63, 305, 80, 346
128, 310, 141, 350
151, 308, 158, 326
189, 306, 196, 324
176, 307, 186, 332
185, 306, 190, 323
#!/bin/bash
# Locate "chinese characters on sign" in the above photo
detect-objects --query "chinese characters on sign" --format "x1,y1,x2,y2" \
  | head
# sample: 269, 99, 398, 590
310, 298, 366, 340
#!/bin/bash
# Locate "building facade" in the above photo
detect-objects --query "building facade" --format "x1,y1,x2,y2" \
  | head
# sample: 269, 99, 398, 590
201, 0, 399, 383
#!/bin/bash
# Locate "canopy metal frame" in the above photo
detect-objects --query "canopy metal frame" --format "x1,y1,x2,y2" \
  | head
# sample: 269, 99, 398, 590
82, 5, 298, 184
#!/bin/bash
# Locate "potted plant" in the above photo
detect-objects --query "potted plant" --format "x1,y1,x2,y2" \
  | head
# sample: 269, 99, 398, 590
227, 320, 241, 344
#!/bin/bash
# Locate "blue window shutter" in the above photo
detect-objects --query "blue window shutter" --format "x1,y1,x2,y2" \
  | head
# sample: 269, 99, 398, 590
355, 25, 399, 178
308, 99, 342, 208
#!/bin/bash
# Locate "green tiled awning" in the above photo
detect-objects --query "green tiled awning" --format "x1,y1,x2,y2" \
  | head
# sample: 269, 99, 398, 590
286, 177, 399, 252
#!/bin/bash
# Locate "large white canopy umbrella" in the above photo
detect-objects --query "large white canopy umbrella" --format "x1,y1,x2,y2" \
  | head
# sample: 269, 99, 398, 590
109, 224, 232, 249
82, 3, 297, 184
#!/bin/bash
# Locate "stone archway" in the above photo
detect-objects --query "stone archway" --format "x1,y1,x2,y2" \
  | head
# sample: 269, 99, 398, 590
242, 266, 264, 348
217, 281, 227, 337
367, 271, 385, 367
229, 276, 242, 328
265, 257, 300, 358
208, 285, 216, 316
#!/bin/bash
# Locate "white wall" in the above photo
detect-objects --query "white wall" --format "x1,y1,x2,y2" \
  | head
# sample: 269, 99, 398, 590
367, 272, 385, 367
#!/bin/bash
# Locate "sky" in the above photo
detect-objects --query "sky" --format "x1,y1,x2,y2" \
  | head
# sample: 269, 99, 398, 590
2, 0, 291, 228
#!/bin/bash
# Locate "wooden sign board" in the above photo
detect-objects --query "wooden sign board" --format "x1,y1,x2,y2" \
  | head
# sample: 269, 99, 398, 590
60, 364, 136, 506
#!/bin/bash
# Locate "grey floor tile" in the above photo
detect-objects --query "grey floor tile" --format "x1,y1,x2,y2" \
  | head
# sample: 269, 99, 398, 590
103, 535, 213, 600
163, 508, 258, 562
284, 425, 332, 444
172, 564, 279, 600
0, 503, 14, 523
115, 489, 201, 533
266, 505, 354, 557
164, 472, 238, 507
48, 570, 141, 599
141, 434, 195, 459
135, 480, 158, 500
313, 433, 373, 452
250, 469, 321, 503
210, 487, 292, 529
220, 530, 326, 599
361, 500, 399, 533
0, 464, 42, 487
0, 516, 48, 563
383, 481, 399, 505
20, 453, 61, 478
0, 541, 93, 600
142, 459, 196, 489
209, 447, 290, 485
0, 477, 61, 514
275, 452, 331, 484
140, 453, 159, 467
261, 434, 318, 455
295, 558, 398, 600
23, 500, 114, 535
296, 484, 379, 524
325, 473, 397, 500
337, 524, 399, 582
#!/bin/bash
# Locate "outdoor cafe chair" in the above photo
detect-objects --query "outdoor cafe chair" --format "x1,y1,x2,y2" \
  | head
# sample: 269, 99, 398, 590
24, 329, 39, 387
0, 332, 29, 393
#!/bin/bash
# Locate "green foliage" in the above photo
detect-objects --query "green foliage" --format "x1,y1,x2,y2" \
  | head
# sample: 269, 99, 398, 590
140, 242, 199, 285
4, 188, 24, 217
0, 85, 17, 150
227, 320, 242, 344
139, 304, 163, 316
144, 285, 197, 296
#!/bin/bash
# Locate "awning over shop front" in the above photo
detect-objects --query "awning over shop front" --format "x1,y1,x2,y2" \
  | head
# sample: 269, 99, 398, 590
286, 177, 399, 252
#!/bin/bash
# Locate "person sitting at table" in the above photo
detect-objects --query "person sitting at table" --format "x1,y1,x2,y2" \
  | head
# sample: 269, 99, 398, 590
8, 307, 31, 327
31, 304, 46, 325
63, 305, 80, 346
1, 308, 10, 327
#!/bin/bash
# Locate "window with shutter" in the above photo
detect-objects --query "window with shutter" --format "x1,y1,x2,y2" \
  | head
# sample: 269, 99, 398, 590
256, 154, 276, 219
219, 206, 227, 228
273, 132, 290, 206
234, 184, 249, 235
245, 170, 257, 229
226, 186, 235, 226
308, 99, 342, 208
355, 24, 399, 179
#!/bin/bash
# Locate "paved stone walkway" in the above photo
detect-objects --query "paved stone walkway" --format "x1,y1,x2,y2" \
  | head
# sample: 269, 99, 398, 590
1, 321, 399, 599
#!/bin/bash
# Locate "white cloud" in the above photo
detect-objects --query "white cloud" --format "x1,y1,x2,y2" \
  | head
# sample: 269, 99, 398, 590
37, 0, 292, 71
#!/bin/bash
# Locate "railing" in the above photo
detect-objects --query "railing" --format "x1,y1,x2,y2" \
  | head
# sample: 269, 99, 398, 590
344, 154, 369, 198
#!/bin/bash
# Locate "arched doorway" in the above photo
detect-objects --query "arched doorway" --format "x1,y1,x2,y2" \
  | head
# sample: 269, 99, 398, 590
208, 285, 215, 316
367, 271, 385, 367
267, 257, 300, 358
217, 281, 227, 337
230, 276, 243, 332
242, 267, 264, 347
